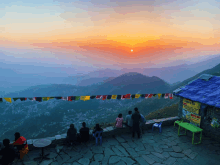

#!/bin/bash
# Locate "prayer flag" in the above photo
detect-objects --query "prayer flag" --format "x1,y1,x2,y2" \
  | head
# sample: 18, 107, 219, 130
42, 97, 48, 101
145, 94, 149, 98
165, 93, 169, 99
117, 95, 121, 100
0, 98, 3, 102
141, 94, 145, 98
96, 95, 103, 99
4, 98, 12, 103
90, 96, 96, 99
162, 94, 165, 98
25, 98, 27, 100
102, 95, 107, 100
48, 97, 54, 100
75, 96, 80, 100
153, 94, 157, 97
55, 97, 62, 100
131, 94, 135, 99
135, 94, 141, 99
80, 96, 86, 101
28, 98, 34, 101
35, 97, 42, 102
20, 98, 26, 101
122, 94, 131, 99
169, 93, 173, 99
84, 96, 90, 101
107, 95, 112, 100
112, 95, 117, 99
62, 97, 68, 100
148, 94, 153, 98
13, 98, 20, 101
158, 93, 162, 99
71, 96, 76, 100
68, 96, 73, 101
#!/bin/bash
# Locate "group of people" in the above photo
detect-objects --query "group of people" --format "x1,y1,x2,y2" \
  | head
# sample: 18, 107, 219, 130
66, 122, 103, 145
115, 107, 146, 138
0, 132, 29, 165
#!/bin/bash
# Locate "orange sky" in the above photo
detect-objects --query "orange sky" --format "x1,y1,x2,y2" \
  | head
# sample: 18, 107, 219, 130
1, 0, 220, 69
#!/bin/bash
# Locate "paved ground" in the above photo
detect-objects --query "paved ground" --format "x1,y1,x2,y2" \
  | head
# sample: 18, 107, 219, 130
13, 125, 220, 165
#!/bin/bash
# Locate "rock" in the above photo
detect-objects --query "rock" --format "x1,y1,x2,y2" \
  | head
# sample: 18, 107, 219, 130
115, 160, 126, 165
90, 161, 100, 165
104, 147, 115, 156
188, 152, 198, 160
94, 154, 104, 161
23, 161, 38, 165
83, 150, 93, 159
91, 146, 104, 154
151, 152, 165, 160
169, 152, 185, 158
182, 149, 192, 156
163, 157, 177, 165
115, 136, 126, 143
121, 143, 130, 148
126, 148, 139, 157
135, 156, 149, 165
39, 160, 53, 165
120, 157, 136, 165
172, 146, 182, 152
163, 148, 174, 152
109, 156, 121, 164
115, 145, 129, 156
142, 155, 155, 164
78, 158, 90, 165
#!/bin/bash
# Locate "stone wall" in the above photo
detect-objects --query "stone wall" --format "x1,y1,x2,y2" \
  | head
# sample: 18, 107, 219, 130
26, 116, 180, 151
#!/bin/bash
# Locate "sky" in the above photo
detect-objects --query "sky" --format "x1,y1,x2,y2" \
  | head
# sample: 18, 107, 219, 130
1, 0, 220, 75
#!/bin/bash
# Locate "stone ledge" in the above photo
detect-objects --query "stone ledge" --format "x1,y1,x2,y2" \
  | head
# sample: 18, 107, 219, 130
26, 116, 179, 151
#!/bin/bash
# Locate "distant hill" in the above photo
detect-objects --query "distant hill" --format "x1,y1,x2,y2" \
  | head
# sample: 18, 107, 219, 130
171, 63, 220, 91
87, 72, 172, 95
75, 77, 112, 86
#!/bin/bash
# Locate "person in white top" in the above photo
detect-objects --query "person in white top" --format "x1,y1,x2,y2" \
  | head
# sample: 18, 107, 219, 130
125, 111, 133, 131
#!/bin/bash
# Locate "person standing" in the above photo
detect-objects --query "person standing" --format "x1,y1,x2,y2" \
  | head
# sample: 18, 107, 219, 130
125, 111, 133, 132
131, 107, 141, 138
138, 111, 146, 135
115, 113, 123, 128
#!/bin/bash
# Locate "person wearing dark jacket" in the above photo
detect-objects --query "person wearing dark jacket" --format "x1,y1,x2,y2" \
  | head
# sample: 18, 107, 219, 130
131, 107, 142, 138
66, 124, 77, 145
92, 124, 103, 138
79, 122, 90, 143
0, 139, 16, 165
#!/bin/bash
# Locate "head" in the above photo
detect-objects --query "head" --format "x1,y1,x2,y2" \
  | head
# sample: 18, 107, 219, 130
134, 107, 138, 112
14, 132, 20, 141
70, 124, 74, 129
82, 122, 86, 127
3, 139, 10, 147
95, 124, 100, 129
118, 113, 122, 118
128, 111, 132, 115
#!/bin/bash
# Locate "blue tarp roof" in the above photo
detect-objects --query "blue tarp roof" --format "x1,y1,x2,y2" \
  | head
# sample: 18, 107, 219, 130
173, 74, 220, 108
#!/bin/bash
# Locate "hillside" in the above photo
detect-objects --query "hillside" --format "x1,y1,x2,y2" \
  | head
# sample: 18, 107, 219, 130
87, 72, 171, 95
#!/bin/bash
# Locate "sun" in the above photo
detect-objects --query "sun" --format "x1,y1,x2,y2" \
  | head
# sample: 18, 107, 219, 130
131, 49, 133, 52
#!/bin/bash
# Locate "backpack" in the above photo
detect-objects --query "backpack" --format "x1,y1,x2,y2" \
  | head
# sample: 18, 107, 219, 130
141, 114, 146, 123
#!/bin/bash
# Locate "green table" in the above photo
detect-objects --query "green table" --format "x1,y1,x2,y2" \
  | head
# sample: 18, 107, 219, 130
178, 122, 203, 145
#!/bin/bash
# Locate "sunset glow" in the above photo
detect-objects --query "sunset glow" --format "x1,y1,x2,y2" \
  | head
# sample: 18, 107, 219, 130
1, 0, 220, 70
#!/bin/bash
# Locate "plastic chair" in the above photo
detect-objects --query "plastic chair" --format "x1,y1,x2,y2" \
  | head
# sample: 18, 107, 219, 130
152, 121, 163, 133
93, 131, 103, 146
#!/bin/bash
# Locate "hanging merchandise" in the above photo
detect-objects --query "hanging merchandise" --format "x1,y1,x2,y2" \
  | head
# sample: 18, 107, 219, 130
211, 118, 220, 128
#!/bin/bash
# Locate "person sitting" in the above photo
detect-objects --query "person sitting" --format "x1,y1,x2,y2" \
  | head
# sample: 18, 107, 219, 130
125, 111, 133, 130
92, 124, 103, 139
115, 113, 123, 128
79, 122, 90, 143
66, 124, 78, 145
10, 132, 29, 160
0, 139, 16, 165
